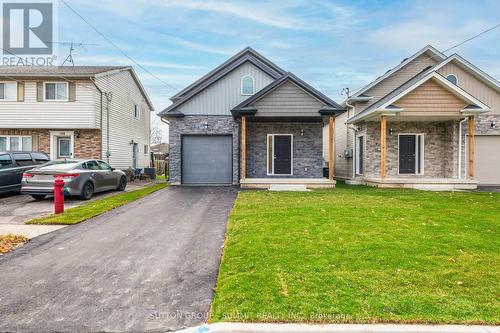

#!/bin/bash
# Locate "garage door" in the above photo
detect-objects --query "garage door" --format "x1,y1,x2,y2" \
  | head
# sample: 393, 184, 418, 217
475, 135, 500, 186
182, 135, 232, 185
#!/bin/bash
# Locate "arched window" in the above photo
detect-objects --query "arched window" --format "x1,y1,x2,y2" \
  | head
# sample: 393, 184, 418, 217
446, 74, 458, 85
241, 75, 254, 95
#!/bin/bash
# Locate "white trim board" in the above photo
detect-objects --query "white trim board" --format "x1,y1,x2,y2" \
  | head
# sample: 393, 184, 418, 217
397, 133, 425, 176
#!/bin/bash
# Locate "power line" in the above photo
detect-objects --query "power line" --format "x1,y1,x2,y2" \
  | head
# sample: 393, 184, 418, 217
61, 0, 180, 93
347, 22, 500, 98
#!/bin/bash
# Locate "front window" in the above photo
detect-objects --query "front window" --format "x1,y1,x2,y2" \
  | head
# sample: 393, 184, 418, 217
0, 136, 32, 151
45, 82, 68, 101
241, 76, 254, 95
144, 145, 148, 154
0, 82, 17, 100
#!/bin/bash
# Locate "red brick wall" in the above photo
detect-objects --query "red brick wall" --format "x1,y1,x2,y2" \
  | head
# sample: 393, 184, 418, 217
0, 128, 101, 159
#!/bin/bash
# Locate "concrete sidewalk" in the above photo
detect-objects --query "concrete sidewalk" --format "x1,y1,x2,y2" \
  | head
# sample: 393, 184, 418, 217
177, 323, 499, 333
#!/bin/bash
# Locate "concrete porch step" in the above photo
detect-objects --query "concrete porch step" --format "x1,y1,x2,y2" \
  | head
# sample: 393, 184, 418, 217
269, 184, 309, 192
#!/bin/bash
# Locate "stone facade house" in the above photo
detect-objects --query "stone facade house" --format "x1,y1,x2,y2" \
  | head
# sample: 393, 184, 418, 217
333, 45, 500, 189
0, 66, 153, 169
160, 48, 344, 188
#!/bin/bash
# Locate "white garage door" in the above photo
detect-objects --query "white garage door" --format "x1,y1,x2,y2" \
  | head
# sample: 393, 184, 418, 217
475, 135, 500, 186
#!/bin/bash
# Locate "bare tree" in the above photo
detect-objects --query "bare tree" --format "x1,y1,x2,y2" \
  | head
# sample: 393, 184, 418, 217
150, 125, 163, 145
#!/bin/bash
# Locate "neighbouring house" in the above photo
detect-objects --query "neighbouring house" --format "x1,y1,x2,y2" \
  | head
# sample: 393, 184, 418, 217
332, 45, 500, 190
159, 47, 344, 188
0, 66, 154, 170
151, 142, 169, 158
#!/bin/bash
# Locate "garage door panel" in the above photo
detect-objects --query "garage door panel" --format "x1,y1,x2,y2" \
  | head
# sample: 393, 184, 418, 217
475, 135, 500, 186
182, 136, 232, 184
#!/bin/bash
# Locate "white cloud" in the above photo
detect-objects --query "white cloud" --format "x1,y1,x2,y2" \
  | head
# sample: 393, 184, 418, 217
76, 55, 204, 69
161, 35, 236, 55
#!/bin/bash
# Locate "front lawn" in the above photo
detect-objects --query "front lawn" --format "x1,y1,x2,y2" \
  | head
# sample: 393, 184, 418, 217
211, 185, 500, 324
27, 183, 167, 225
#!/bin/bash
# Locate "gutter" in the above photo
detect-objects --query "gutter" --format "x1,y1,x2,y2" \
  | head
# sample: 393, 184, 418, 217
90, 77, 106, 162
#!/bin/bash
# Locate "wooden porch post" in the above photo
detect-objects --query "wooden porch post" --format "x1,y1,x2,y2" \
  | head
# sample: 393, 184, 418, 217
241, 114, 246, 180
380, 115, 387, 179
328, 115, 335, 180
468, 115, 475, 179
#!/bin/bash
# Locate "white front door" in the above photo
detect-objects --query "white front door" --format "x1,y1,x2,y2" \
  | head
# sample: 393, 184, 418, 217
50, 131, 74, 160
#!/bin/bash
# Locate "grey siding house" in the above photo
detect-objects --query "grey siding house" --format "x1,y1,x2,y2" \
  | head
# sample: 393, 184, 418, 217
159, 48, 344, 188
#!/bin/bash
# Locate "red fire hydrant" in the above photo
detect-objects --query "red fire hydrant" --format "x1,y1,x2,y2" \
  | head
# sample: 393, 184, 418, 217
54, 178, 65, 214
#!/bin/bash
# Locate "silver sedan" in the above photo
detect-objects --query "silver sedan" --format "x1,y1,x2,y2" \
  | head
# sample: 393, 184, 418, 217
21, 159, 127, 200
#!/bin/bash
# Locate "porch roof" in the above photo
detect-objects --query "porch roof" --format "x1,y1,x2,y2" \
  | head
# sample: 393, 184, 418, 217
231, 72, 345, 118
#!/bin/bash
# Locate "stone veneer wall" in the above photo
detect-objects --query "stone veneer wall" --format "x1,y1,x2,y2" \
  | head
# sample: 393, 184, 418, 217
360, 121, 458, 179
0, 129, 101, 159
167, 116, 240, 184
246, 121, 323, 178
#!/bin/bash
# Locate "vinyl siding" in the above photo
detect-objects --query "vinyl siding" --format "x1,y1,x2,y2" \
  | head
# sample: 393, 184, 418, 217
436, 62, 500, 114
177, 61, 274, 115
0, 80, 97, 128
393, 78, 468, 117
253, 81, 324, 117
95, 70, 151, 169
357, 54, 439, 112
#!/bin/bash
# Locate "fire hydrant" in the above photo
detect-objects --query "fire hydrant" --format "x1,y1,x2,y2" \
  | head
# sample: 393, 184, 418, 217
54, 178, 65, 214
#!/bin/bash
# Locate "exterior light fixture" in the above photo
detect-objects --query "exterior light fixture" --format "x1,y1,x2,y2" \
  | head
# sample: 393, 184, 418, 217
300, 129, 304, 136
204, 121, 209, 129
389, 128, 394, 136
491, 121, 497, 129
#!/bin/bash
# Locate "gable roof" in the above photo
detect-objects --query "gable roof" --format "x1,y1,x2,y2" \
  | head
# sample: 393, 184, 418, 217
344, 45, 446, 104
347, 70, 490, 123
171, 47, 285, 102
158, 47, 286, 116
433, 53, 500, 92
231, 72, 344, 116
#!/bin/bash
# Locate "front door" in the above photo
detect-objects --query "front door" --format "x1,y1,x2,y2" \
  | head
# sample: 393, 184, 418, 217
399, 135, 416, 174
273, 135, 292, 175
57, 137, 72, 159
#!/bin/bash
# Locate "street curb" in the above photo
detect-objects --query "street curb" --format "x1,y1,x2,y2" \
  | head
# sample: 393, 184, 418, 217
175, 323, 499, 333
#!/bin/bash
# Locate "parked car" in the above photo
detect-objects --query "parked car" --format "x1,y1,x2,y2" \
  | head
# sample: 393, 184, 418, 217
0, 151, 50, 194
21, 159, 127, 200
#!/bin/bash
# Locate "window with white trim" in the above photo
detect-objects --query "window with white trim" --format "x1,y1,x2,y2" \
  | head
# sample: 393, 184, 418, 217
45, 82, 68, 101
0, 135, 32, 151
446, 74, 458, 85
241, 75, 254, 95
0, 82, 17, 100
134, 104, 140, 119
144, 145, 148, 154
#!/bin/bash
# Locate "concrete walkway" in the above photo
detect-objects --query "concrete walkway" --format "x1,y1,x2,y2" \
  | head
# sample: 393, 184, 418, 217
177, 323, 499, 333
0, 186, 237, 332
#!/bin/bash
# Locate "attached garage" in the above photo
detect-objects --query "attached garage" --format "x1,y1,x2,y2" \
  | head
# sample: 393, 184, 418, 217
475, 135, 500, 186
181, 135, 233, 185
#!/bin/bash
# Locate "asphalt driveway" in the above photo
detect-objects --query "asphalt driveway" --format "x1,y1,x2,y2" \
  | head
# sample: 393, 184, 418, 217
0, 186, 238, 332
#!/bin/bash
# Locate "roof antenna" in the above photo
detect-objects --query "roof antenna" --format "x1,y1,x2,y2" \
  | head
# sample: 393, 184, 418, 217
46, 40, 99, 66
61, 40, 76, 66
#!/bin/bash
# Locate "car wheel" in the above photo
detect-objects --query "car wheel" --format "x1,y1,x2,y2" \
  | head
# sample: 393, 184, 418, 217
31, 194, 46, 201
117, 176, 127, 191
79, 182, 94, 200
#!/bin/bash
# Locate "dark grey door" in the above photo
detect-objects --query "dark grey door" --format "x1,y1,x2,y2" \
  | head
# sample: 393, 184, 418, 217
274, 135, 292, 175
182, 135, 232, 185
399, 135, 416, 174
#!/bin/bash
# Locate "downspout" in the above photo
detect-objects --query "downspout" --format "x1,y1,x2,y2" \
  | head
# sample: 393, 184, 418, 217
458, 117, 467, 179
90, 77, 104, 160
345, 99, 356, 178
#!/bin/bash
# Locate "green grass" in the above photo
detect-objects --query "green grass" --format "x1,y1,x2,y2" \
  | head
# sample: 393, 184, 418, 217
27, 183, 167, 225
211, 184, 500, 324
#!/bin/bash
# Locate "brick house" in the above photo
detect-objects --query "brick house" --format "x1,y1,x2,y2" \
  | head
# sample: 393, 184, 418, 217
0, 66, 154, 169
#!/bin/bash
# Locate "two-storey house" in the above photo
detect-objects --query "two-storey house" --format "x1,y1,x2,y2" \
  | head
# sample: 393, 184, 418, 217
0, 66, 154, 170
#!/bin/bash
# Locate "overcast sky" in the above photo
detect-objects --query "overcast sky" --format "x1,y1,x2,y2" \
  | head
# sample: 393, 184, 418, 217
57, 0, 500, 136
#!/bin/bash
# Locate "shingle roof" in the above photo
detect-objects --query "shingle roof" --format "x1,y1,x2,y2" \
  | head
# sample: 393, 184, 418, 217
0, 66, 128, 77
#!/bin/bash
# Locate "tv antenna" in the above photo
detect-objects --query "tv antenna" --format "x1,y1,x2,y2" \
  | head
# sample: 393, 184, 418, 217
47, 40, 99, 66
